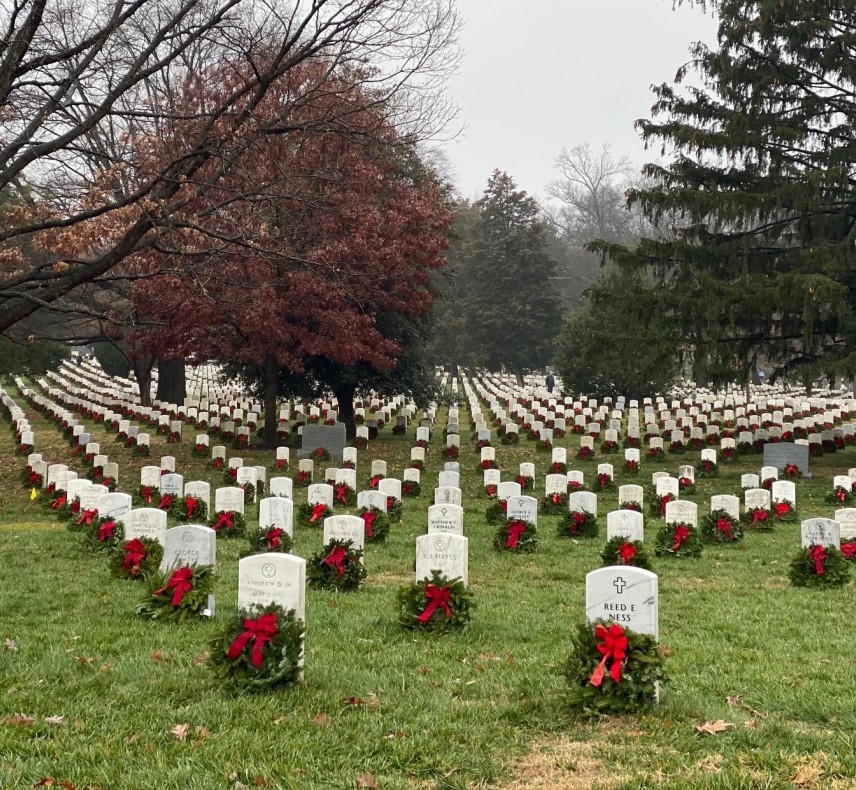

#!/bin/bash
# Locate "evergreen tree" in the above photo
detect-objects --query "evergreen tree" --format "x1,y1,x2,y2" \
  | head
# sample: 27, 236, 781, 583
443, 171, 562, 372
597, 0, 856, 384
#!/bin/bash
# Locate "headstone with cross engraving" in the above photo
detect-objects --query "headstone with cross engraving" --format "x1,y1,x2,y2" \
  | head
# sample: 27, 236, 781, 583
585, 566, 658, 639
427, 504, 464, 535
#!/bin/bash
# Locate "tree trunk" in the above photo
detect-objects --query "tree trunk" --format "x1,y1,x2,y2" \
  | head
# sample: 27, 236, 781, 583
262, 353, 279, 449
131, 354, 155, 407
333, 382, 357, 440
156, 356, 186, 405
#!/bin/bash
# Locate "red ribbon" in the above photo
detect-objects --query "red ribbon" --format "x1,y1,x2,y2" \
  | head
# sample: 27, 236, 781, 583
265, 527, 282, 549
309, 503, 327, 523
517, 475, 528, 488
122, 539, 146, 573
153, 567, 194, 606
225, 612, 278, 668
715, 518, 732, 537
70, 500, 81, 515
336, 485, 349, 504
213, 511, 234, 531
550, 493, 562, 505
76, 509, 98, 526
752, 509, 768, 523
775, 502, 790, 517
51, 494, 67, 509
841, 542, 856, 559
98, 520, 116, 541
141, 486, 153, 504
811, 545, 826, 575
486, 485, 496, 497
323, 545, 348, 576
506, 520, 526, 548
297, 471, 309, 483
158, 495, 173, 511
659, 495, 671, 517
362, 510, 376, 537
417, 584, 452, 623
590, 623, 628, 686
186, 496, 197, 519
370, 476, 382, 489
672, 525, 690, 553
837, 488, 847, 502
618, 542, 636, 564
570, 511, 586, 534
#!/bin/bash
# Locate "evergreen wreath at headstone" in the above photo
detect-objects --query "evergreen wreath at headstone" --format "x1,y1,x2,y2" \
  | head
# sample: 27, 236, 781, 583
788, 545, 850, 588
174, 494, 208, 524
136, 564, 215, 622
557, 510, 598, 539
296, 501, 331, 528
601, 537, 652, 570
82, 515, 123, 553
397, 571, 473, 632
402, 480, 421, 498
246, 526, 293, 555
109, 537, 164, 579
356, 507, 390, 543
493, 518, 537, 553
307, 539, 366, 591
541, 491, 569, 515
562, 619, 665, 716
654, 522, 703, 558
209, 603, 304, 691
701, 510, 742, 543
210, 510, 247, 538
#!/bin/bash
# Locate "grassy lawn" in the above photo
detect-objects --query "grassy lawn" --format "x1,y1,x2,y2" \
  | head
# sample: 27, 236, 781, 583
2, 382, 856, 789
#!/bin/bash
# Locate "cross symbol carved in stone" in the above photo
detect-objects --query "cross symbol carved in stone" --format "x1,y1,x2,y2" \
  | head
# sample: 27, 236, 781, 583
613, 577, 627, 594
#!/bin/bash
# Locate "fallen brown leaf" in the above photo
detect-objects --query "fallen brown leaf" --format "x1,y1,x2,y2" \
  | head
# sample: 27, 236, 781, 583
192, 651, 210, 666
356, 773, 378, 789
32, 780, 75, 789
99, 662, 115, 672
195, 726, 211, 739
658, 645, 673, 657
3, 714, 36, 726
312, 714, 331, 727
791, 764, 823, 788
151, 649, 168, 663
171, 723, 190, 742
44, 716, 64, 726
74, 656, 95, 666
343, 696, 365, 707
725, 695, 743, 706
694, 719, 735, 735
251, 778, 271, 787
4, 639, 17, 652
273, 716, 287, 725
123, 733, 140, 746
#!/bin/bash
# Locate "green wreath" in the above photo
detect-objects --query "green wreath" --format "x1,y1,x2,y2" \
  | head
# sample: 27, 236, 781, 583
311, 447, 331, 462
307, 539, 366, 591
557, 510, 598, 539
210, 510, 247, 539
601, 537, 652, 570
238, 481, 257, 504
541, 492, 569, 515
386, 496, 403, 522
135, 485, 160, 507
825, 487, 852, 506
501, 431, 519, 445
788, 545, 850, 588
744, 507, 774, 531
493, 518, 537, 553
82, 515, 124, 553
356, 507, 390, 543
402, 480, 422, 498
397, 571, 474, 632
174, 494, 209, 524
654, 522, 703, 559
135, 564, 215, 622
297, 501, 332, 528
246, 526, 294, 555
332, 483, 357, 508
484, 499, 507, 525
648, 490, 675, 518
695, 459, 719, 478
209, 603, 304, 691
772, 500, 798, 523
562, 619, 665, 716
701, 510, 743, 543
109, 537, 164, 580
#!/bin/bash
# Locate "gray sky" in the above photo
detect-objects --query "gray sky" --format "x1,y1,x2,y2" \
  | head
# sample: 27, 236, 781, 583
442, 0, 718, 201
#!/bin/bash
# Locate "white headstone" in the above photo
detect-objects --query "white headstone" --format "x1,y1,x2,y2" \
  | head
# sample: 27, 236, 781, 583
585, 566, 658, 639
415, 533, 468, 586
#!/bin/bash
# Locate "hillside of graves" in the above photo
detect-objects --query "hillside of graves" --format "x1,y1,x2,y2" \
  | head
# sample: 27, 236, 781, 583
2, 361, 856, 789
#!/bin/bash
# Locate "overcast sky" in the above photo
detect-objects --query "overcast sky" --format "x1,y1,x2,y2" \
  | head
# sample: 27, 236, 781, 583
441, 0, 719, 201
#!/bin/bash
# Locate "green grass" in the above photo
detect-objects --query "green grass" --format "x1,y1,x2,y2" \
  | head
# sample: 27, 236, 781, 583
2, 384, 856, 789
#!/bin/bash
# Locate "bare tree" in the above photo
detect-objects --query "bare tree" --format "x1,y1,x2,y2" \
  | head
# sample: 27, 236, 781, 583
0, 0, 460, 333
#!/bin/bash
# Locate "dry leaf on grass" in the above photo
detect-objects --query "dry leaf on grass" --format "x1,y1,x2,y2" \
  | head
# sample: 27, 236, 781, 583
694, 720, 735, 735
312, 714, 331, 727
151, 650, 168, 663
3, 714, 36, 726
192, 652, 210, 665
171, 723, 190, 742
44, 716, 64, 726
4, 638, 17, 652
791, 765, 823, 788
32, 780, 76, 789
356, 773, 378, 789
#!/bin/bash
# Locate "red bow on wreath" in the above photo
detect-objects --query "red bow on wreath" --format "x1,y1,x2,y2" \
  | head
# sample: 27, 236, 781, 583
715, 518, 732, 536
141, 486, 153, 504
226, 612, 278, 668
51, 494, 67, 509
550, 493, 562, 505
309, 503, 327, 523
265, 527, 283, 549
418, 584, 452, 622
837, 488, 848, 502
775, 502, 791, 517
76, 509, 98, 526
323, 545, 348, 576
659, 495, 671, 516
672, 525, 690, 553
158, 495, 173, 511
335, 485, 349, 504
752, 509, 768, 523
618, 542, 636, 564
153, 567, 194, 606
98, 520, 116, 541
506, 520, 526, 548
122, 538, 147, 573
571, 511, 586, 533
186, 496, 198, 519
810, 545, 826, 575
361, 510, 376, 537
213, 512, 234, 531
841, 542, 856, 559
590, 623, 628, 686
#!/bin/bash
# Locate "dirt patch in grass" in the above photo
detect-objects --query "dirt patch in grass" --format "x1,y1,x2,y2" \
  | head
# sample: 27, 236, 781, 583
366, 572, 411, 585
488, 736, 622, 790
